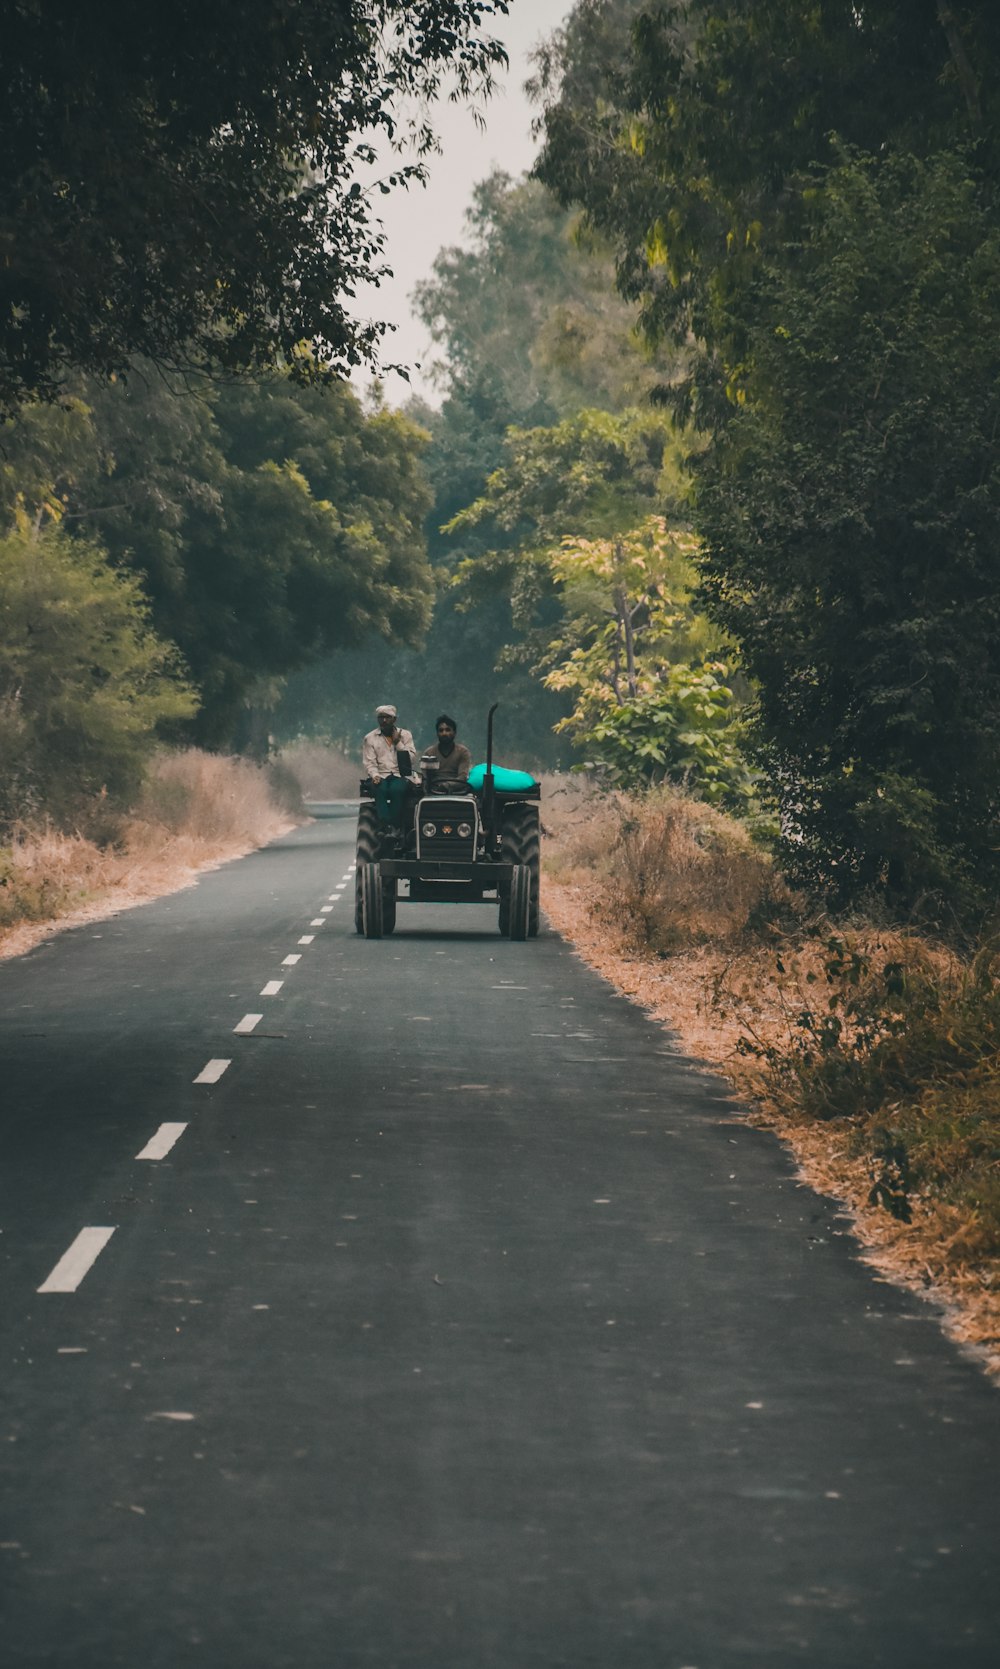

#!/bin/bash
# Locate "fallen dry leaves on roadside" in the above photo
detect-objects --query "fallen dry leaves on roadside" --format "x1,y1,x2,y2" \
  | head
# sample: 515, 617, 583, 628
542, 873, 1000, 1381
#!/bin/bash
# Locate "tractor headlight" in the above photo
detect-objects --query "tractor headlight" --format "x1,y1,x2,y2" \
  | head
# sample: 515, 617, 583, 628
457, 822, 472, 838
421, 822, 437, 837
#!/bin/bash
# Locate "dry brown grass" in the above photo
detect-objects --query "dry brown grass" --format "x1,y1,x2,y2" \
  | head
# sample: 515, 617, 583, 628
547, 780, 794, 950
0, 749, 302, 959
541, 781, 1000, 1378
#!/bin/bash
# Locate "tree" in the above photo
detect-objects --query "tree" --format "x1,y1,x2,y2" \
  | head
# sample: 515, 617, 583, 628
532, 1, 1000, 911
414, 170, 669, 419
0, 521, 196, 828
442, 406, 749, 792
693, 149, 1000, 909
446, 405, 688, 653
0, 0, 509, 412
539, 517, 704, 707
534, 1, 1000, 421
538, 517, 750, 803
182, 381, 435, 746
0, 368, 435, 746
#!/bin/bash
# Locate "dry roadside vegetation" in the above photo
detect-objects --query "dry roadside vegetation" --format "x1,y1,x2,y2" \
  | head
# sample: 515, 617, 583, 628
541, 779, 1000, 1377
0, 748, 306, 960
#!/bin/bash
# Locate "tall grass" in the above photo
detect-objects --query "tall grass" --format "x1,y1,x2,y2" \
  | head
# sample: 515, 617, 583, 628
548, 782, 796, 950
134, 748, 302, 843
0, 749, 303, 946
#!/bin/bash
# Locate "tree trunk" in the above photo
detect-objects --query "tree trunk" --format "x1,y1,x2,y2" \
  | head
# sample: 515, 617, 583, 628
937, 3, 981, 124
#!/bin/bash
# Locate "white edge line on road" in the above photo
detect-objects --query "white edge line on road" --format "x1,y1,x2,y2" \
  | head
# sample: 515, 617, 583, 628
298, 935, 314, 945
194, 1058, 231, 1084
260, 980, 283, 996
38, 1227, 116, 1293
233, 1013, 263, 1035
136, 1123, 188, 1161
281, 954, 301, 967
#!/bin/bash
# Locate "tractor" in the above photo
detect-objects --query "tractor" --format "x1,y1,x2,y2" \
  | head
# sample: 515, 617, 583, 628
354, 704, 541, 940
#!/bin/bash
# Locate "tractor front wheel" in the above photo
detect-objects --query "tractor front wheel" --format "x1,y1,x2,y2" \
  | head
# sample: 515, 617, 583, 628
355, 805, 379, 932
361, 861, 385, 939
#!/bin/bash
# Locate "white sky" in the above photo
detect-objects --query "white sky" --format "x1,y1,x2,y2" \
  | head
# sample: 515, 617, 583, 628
351, 0, 574, 405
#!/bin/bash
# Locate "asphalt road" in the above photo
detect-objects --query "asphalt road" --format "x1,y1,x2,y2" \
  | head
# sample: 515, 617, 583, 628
1, 816, 998, 1669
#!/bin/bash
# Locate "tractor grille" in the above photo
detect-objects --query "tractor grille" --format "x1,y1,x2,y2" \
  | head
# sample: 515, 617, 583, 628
415, 797, 478, 862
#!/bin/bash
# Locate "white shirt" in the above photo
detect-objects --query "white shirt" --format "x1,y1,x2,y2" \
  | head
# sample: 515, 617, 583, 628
362, 726, 418, 780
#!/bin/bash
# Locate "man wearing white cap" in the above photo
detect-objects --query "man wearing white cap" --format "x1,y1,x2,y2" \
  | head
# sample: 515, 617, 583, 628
362, 704, 420, 830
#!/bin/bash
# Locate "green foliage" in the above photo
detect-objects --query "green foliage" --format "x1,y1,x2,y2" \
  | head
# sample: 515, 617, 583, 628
574, 664, 754, 808
0, 1, 510, 411
533, 515, 750, 802
540, 518, 708, 703
449, 405, 681, 544
280, 157, 692, 767
694, 149, 1000, 914
534, 1, 1000, 915
0, 369, 434, 747
535, 1, 1000, 419
446, 407, 691, 683
414, 170, 672, 419
179, 379, 434, 745
0, 524, 197, 828
446, 407, 747, 793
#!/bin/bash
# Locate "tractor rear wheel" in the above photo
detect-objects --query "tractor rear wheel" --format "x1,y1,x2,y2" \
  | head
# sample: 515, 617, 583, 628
355, 805, 379, 932
499, 804, 540, 936
505, 863, 531, 940
361, 861, 384, 939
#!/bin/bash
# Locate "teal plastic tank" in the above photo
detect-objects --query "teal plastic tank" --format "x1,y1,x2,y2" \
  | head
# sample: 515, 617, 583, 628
468, 762, 538, 792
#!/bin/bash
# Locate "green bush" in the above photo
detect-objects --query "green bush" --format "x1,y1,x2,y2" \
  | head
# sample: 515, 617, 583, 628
576, 665, 757, 811
0, 524, 197, 830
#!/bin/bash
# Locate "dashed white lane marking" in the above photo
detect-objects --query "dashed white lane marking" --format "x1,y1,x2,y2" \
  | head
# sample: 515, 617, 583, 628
298, 935, 314, 945
136, 1123, 188, 1161
320, 906, 333, 913
309, 918, 326, 927
38, 1227, 116, 1293
233, 1013, 263, 1035
335, 882, 348, 890
282, 954, 301, 967
194, 1059, 231, 1084
260, 980, 283, 996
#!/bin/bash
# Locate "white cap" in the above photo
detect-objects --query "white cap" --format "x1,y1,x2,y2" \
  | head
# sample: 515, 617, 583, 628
375, 703, 397, 718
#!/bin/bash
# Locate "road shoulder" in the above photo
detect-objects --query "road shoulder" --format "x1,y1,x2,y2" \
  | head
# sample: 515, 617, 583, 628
542, 873, 1000, 1382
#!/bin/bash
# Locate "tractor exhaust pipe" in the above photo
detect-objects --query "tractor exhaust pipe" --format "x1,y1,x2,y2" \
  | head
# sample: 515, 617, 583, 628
483, 702, 499, 830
